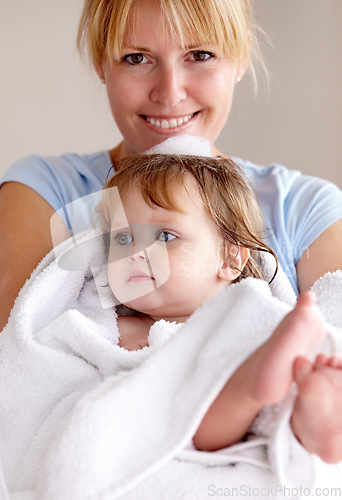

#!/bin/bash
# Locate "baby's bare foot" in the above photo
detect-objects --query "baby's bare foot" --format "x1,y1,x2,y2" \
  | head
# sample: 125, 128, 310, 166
246, 291, 326, 405
292, 354, 342, 463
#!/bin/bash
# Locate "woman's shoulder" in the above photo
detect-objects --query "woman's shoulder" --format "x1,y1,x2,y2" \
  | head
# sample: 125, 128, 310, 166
2, 150, 112, 183
234, 156, 306, 184
1, 150, 113, 212
234, 157, 341, 294
233, 157, 341, 199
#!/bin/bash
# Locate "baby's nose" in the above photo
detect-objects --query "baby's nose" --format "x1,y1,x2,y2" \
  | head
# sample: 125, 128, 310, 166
127, 248, 145, 262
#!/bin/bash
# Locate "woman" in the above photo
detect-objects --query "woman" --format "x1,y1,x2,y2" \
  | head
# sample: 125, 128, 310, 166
0, 0, 341, 330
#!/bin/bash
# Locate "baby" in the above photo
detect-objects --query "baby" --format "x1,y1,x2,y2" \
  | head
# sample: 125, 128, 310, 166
96, 153, 342, 462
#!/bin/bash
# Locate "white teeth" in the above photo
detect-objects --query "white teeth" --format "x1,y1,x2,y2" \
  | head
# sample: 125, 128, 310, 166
169, 119, 178, 128
146, 114, 194, 129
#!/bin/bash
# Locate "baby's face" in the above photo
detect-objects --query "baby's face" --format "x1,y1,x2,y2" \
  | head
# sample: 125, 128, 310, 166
107, 180, 233, 321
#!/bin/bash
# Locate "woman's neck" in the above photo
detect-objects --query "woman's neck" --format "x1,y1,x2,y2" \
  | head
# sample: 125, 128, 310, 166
109, 142, 129, 168
211, 144, 228, 158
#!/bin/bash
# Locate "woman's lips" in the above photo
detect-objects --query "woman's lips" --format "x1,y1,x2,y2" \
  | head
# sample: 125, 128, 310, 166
141, 112, 198, 130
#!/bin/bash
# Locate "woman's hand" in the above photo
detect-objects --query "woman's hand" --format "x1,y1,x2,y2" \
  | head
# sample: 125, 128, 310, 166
0, 182, 55, 331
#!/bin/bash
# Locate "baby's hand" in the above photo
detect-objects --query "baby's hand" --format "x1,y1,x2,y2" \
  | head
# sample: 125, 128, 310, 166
123, 339, 149, 351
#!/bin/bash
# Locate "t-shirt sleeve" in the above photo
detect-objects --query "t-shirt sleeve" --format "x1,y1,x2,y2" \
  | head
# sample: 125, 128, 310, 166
0, 155, 68, 212
0, 152, 111, 215
237, 159, 342, 292
283, 173, 342, 263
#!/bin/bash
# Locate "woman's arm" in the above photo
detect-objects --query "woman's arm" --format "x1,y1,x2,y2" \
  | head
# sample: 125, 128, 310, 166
296, 219, 342, 292
0, 182, 55, 330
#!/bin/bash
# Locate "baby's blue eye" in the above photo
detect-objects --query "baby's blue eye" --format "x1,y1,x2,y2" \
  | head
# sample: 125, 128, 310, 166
116, 233, 133, 245
157, 231, 176, 242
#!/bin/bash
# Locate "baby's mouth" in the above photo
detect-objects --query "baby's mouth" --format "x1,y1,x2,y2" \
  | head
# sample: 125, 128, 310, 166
141, 112, 198, 129
128, 270, 155, 282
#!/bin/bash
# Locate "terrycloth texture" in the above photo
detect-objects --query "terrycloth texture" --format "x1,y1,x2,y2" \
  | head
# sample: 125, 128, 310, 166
0, 233, 341, 500
312, 270, 342, 327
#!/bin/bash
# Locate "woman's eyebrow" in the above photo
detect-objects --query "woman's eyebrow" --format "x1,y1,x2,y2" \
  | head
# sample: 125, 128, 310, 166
122, 44, 206, 52
122, 45, 149, 52
184, 43, 210, 50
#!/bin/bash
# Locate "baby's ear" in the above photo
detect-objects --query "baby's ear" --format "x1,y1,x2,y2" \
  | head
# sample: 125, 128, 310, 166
218, 246, 250, 282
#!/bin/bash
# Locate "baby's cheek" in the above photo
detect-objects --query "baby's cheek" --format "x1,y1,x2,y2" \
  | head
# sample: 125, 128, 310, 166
107, 263, 124, 293
149, 250, 170, 286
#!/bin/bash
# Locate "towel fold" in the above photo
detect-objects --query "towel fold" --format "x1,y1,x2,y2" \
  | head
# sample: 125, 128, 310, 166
0, 231, 341, 499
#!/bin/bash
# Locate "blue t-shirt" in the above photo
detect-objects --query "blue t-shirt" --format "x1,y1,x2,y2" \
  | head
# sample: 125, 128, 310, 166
1, 151, 341, 294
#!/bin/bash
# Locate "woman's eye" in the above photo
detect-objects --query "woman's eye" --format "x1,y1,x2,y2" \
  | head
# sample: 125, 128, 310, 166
157, 231, 176, 242
189, 50, 214, 62
115, 233, 133, 246
122, 53, 148, 65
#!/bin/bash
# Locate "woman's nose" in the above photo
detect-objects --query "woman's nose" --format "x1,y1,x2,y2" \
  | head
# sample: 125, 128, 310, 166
150, 64, 187, 107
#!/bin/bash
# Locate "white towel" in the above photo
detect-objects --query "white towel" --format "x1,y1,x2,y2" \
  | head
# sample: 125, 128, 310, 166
312, 270, 342, 343
0, 231, 341, 500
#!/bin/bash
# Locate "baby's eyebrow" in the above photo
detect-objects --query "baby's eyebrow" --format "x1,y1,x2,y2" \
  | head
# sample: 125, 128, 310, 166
110, 222, 130, 230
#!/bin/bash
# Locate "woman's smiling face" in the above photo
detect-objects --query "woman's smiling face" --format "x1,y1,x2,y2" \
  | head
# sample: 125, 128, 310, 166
98, 0, 247, 155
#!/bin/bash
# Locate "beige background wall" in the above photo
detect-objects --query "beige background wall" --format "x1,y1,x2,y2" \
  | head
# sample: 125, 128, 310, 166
1, 0, 341, 187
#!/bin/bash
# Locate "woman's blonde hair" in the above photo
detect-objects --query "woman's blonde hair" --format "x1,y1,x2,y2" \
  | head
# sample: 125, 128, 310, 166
97, 154, 277, 282
77, 0, 264, 80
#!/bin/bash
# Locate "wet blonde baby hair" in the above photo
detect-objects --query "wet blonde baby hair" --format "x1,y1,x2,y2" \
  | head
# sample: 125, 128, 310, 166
77, 0, 264, 81
97, 154, 277, 282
